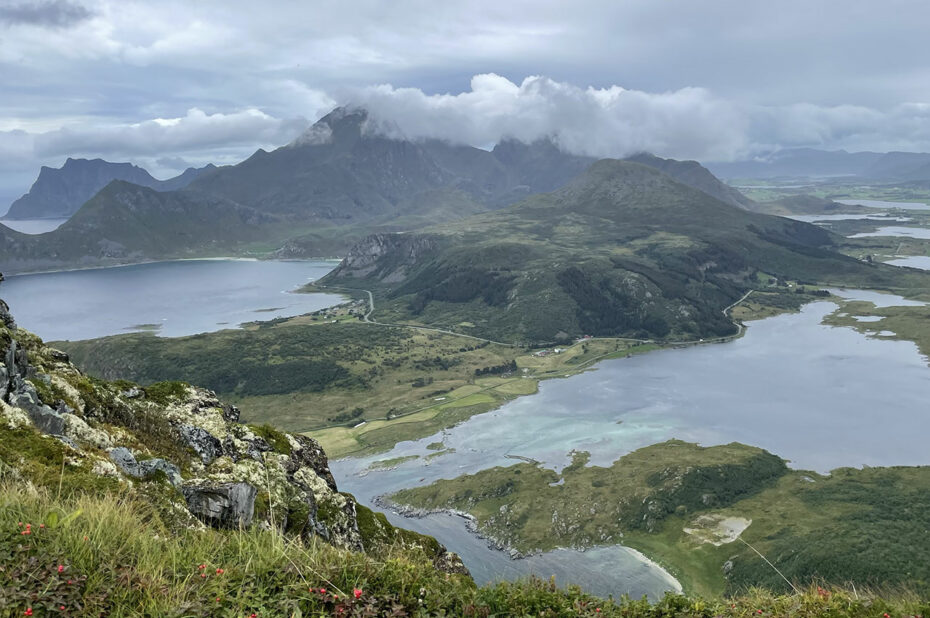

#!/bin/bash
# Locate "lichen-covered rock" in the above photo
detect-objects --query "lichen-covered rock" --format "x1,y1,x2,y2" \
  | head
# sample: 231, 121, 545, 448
0, 292, 466, 575
182, 481, 257, 528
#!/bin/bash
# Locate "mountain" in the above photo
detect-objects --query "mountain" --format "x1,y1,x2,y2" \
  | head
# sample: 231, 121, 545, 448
4, 158, 215, 220
186, 107, 599, 223
0, 181, 277, 273
861, 151, 930, 180
321, 159, 919, 343
625, 152, 755, 209
705, 148, 883, 179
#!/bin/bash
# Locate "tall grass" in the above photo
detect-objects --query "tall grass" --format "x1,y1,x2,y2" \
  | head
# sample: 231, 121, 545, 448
1, 480, 928, 617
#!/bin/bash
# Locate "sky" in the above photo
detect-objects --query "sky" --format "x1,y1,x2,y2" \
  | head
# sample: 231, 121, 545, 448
2, 0, 930, 209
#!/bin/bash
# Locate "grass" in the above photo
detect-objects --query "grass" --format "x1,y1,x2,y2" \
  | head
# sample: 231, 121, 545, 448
3, 480, 928, 617
390, 440, 930, 599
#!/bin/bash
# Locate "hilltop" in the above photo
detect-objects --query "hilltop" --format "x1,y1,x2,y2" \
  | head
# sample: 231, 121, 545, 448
321, 159, 925, 343
4, 158, 214, 220
0, 181, 280, 273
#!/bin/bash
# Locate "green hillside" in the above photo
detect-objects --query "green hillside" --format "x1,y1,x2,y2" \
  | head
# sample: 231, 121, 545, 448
321, 159, 930, 343
0, 181, 284, 273
391, 440, 930, 597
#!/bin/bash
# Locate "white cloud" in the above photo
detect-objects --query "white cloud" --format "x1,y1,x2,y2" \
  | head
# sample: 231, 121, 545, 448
33, 107, 308, 157
349, 75, 930, 161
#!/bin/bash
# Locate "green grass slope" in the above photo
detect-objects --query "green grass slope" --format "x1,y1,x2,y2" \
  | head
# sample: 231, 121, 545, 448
0, 181, 283, 273
321, 159, 930, 343
391, 441, 930, 599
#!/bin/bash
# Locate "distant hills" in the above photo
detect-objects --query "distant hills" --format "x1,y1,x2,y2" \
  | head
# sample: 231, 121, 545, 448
0, 181, 277, 273
3, 157, 215, 220
706, 147, 930, 180
321, 159, 920, 343
0, 106, 766, 273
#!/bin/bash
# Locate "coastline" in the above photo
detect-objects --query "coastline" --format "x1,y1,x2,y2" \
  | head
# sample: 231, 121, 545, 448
3, 255, 345, 278
372, 495, 685, 595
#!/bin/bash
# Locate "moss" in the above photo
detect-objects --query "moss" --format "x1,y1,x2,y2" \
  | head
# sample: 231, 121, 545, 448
355, 502, 443, 557
0, 425, 120, 497
143, 381, 190, 406
285, 500, 311, 535
248, 424, 292, 455
253, 490, 270, 521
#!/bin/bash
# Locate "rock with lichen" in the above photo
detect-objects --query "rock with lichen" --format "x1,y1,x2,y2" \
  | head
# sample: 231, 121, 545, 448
0, 291, 467, 575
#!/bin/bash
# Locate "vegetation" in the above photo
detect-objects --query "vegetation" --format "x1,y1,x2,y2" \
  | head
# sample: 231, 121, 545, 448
321, 160, 930, 344
7, 480, 929, 617
390, 441, 930, 599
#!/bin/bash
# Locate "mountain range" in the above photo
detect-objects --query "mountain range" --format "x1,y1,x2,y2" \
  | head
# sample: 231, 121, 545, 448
706, 147, 930, 180
3, 158, 215, 220
0, 107, 761, 273
320, 158, 919, 343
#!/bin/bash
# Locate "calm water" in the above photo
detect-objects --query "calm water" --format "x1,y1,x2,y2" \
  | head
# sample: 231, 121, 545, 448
0, 218, 69, 234
888, 256, 930, 270
332, 294, 930, 598
837, 199, 930, 210
1, 259, 343, 341
849, 226, 930, 239
788, 214, 912, 223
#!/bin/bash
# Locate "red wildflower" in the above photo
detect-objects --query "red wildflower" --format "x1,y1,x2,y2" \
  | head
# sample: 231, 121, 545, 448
60, 607, 65, 611
58, 565, 64, 573
215, 597, 221, 602
67, 581, 72, 585
24, 610, 33, 617
320, 588, 326, 594
39, 524, 44, 529
200, 573, 206, 578
216, 568, 224, 574
353, 588, 362, 599
198, 564, 206, 570
883, 614, 890, 618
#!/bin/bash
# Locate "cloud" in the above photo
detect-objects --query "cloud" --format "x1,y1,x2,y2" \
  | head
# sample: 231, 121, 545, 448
343, 74, 930, 161
0, 0, 93, 28
352, 74, 749, 161
33, 108, 308, 158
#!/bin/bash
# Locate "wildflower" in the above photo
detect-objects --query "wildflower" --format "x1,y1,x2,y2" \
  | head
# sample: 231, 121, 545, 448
198, 564, 206, 570
67, 580, 72, 585
39, 524, 45, 529
60, 607, 65, 611
215, 597, 221, 602
320, 588, 326, 594
17, 521, 22, 527
883, 614, 890, 618
596, 609, 601, 614
24, 610, 33, 616
200, 573, 207, 578
83, 536, 88, 542
757, 611, 763, 615
216, 568, 224, 574
353, 588, 362, 599
251, 614, 257, 618
58, 565, 64, 573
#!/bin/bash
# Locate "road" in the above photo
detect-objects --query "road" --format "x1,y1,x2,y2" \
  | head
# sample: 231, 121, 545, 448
317, 284, 755, 350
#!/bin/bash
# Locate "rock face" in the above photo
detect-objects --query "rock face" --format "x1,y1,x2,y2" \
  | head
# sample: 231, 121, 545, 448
0, 290, 467, 574
322, 233, 441, 283
182, 482, 258, 528
4, 158, 214, 220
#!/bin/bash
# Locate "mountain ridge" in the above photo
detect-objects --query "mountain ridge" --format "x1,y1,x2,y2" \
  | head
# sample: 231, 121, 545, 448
4, 158, 215, 220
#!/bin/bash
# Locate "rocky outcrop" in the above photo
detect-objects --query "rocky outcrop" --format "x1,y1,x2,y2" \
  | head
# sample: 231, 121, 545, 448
182, 482, 257, 528
0, 291, 467, 575
323, 233, 441, 283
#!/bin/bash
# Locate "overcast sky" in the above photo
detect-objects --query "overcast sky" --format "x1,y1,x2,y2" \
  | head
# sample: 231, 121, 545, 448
2, 0, 930, 208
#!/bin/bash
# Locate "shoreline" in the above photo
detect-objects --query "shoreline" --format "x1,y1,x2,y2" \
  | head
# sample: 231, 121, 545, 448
3, 255, 345, 278
372, 495, 685, 595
